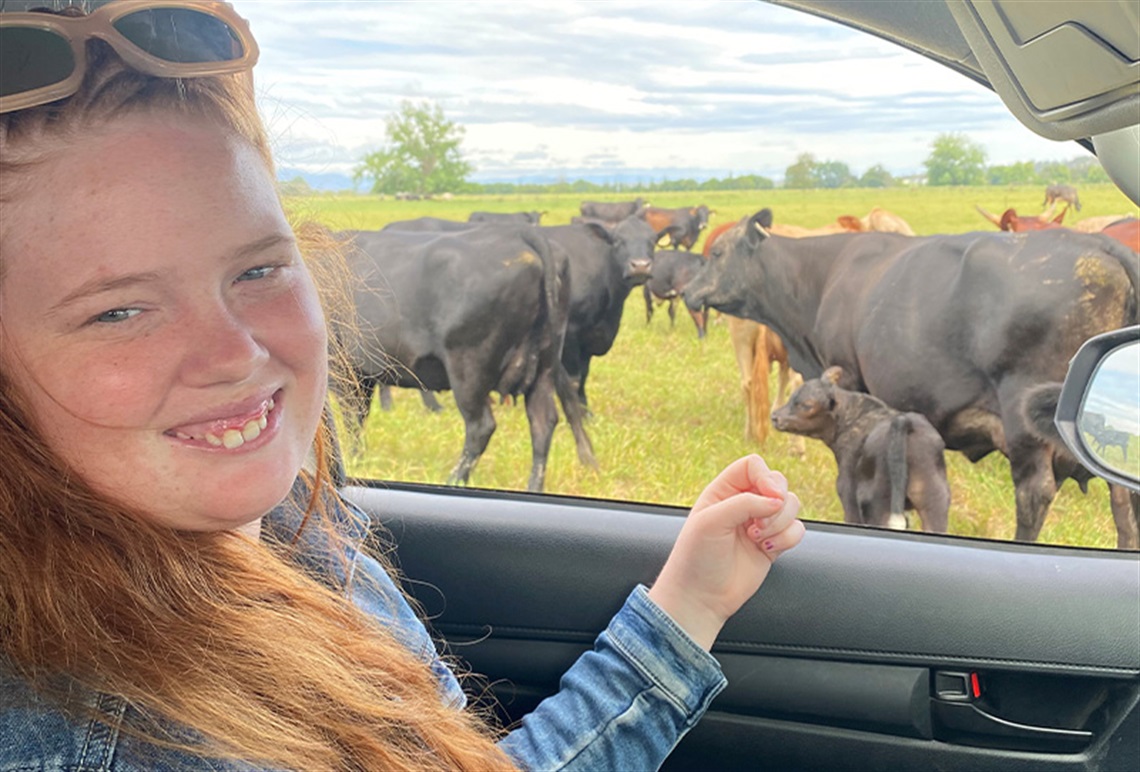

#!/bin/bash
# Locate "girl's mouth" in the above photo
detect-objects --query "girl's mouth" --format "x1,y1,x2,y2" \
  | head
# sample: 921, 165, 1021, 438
165, 390, 282, 451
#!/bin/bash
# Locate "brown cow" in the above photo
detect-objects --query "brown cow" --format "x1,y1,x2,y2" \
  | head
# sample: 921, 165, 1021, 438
976, 202, 1066, 231
642, 205, 711, 250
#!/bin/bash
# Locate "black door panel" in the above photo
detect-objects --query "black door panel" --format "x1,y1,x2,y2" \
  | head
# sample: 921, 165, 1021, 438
346, 483, 1140, 771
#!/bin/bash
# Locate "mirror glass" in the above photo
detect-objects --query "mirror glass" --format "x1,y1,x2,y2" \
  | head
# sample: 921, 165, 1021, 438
1079, 341, 1140, 481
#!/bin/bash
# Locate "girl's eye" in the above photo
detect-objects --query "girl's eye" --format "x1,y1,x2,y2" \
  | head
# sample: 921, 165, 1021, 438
237, 265, 278, 282
91, 308, 142, 325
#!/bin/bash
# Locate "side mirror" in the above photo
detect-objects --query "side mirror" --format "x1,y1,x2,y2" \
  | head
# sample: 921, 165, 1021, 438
1055, 326, 1140, 492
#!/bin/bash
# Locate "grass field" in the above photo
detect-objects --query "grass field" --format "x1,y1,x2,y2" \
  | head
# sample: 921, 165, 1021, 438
288, 185, 1140, 550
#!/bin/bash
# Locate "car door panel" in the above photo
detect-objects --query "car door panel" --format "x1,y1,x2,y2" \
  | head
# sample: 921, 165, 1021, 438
345, 483, 1140, 771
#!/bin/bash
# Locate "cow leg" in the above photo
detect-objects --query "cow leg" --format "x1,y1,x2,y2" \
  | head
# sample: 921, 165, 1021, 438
667, 297, 678, 327
576, 355, 593, 415
1007, 438, 1058, 542
749, 326, 772, 445
378, 385, 394, 411
553, 364, 597, 469
643, 284, 654, 324
523, 369, 559, 493
687, 306, 707, 339
447, 374, 497, 487
419, 389, 443, 413
344, 373, 378, 430
728, 317, 758, 443
997, 383, 1060, 541
1109, 484, 1140, 550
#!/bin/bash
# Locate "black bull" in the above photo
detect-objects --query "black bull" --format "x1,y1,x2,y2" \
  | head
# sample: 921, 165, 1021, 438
684, 209, 1140, 544
338, 225, 596, 492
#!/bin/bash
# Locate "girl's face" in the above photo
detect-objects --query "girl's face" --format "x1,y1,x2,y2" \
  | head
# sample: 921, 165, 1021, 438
0, 114, 328, 532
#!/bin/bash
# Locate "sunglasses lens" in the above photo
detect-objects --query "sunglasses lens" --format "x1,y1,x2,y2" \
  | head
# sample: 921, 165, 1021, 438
0, 27, 76, 98
113, 7, 245, 64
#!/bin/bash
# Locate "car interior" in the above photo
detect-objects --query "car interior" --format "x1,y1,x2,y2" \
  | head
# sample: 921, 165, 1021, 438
329, 2, 1140, 770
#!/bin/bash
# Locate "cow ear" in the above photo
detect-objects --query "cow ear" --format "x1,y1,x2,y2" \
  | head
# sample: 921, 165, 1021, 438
999, 209, 1017, 231
582, 219, 616, 243
822, 366, 844, 384
745, 209, 773, 248
836, 215, 862, 231
633, 204, 649, 219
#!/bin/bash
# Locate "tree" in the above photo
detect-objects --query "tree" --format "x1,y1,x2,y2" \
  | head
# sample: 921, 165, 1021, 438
814, 160, 856, 189
354, 101, 472, 196
784, 153, 818, 189
924, 133, 987, 186
986, 161, 1037, 186
858, 164, 895, 188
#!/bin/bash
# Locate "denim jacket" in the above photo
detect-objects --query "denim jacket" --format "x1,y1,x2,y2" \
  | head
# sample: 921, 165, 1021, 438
0, 485, 726, 771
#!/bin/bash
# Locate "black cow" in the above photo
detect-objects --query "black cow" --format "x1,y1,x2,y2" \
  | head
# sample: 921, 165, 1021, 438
643, 249, 708, 338
643, 205, 711, 250
1082, 412, 1132, 460
684, 208, 1139, 544
541, 216, 661, 410
579, 198, 645, 222
468, 211, 544, 225
339, 225, 595, 492
381, 216, 472, 233
772, 366, 950, 532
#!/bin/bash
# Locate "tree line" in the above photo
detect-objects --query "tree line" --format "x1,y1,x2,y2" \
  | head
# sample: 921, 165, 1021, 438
349, 103, 1112, 197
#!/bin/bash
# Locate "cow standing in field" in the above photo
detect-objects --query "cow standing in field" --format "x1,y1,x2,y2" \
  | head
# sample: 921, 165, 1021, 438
684, 208, 1139, 545
643, 249, 709, 337
1045, 183, 1081, 212
643, 205, 711, 250
541, 216, 662, 412
579, 198, 645, 222
772, 367, 950, 532
468, 211, 544, 225
339, 225, 595, 492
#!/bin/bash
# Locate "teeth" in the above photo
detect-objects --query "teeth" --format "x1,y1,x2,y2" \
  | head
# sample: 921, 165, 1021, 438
241, 419, 261, 442
177, 399, 274, 448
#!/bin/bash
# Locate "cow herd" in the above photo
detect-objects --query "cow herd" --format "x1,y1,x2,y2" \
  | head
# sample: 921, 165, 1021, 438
331, 192, 1140, 549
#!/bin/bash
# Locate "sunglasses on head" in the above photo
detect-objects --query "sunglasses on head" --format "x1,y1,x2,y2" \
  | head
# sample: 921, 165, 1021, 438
0, 0, 258, 114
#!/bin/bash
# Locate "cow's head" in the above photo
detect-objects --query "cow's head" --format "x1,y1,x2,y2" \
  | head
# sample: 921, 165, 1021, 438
771, 366, 843, 439
582, 216, 656, 284
683, 208, 772, 315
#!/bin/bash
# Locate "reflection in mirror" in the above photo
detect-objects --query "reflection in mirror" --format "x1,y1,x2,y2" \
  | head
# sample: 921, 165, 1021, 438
1079, 342, 1140, 482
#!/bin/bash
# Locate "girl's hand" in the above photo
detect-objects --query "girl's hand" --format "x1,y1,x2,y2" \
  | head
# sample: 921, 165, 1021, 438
647, 454, 805, 650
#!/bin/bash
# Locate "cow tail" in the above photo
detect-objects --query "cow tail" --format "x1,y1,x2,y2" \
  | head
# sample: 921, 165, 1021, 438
1104, 237, 1140, 325
887, 415, 910, 520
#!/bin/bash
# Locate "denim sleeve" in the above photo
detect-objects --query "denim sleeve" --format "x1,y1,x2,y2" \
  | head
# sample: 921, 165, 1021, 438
498, 585, 727, 772
349, 547, 726, 771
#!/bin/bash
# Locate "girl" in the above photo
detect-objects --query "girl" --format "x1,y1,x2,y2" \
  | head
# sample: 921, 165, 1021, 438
0, 2, 804, 769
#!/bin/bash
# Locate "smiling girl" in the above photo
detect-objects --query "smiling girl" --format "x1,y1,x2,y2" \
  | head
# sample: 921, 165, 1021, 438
0, 2, 803, 770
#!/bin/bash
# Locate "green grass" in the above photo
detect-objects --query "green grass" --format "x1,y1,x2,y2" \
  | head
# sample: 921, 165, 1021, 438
291, 185, 1139, 550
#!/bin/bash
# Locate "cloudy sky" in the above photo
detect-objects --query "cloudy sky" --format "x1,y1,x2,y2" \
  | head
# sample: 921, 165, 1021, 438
238, 0, 1089, 189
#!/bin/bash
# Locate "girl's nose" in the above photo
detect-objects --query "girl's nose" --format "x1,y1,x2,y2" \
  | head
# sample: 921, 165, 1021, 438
178, 303, 269, 387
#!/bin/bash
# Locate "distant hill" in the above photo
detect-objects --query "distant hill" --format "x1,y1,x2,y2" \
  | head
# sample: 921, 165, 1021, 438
277, 167, 356, 193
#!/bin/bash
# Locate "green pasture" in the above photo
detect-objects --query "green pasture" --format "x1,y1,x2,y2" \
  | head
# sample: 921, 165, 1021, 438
288, 185, 1140, 550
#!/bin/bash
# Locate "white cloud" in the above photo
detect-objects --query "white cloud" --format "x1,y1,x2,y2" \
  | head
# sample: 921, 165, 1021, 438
239, 0, 1088, 185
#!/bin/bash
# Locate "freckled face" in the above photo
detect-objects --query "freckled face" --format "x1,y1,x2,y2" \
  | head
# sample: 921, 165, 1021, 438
0, 115, 328, 531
